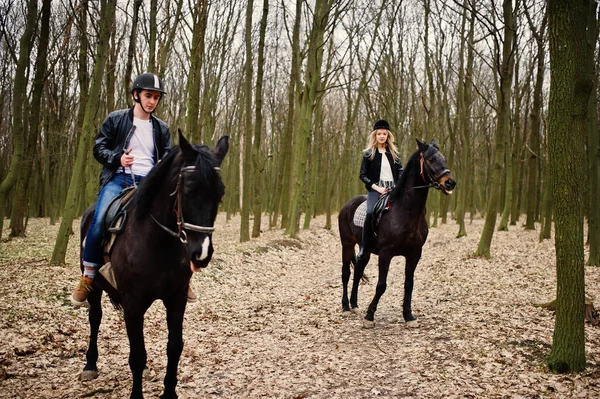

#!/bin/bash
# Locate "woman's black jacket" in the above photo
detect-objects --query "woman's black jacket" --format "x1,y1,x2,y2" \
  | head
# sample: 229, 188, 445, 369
94, 108, 171, 188
359, 148, 404, 192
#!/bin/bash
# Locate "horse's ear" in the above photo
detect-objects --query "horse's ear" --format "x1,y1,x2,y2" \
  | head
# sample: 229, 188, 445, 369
416, 138, 428, 152
178, 129, 196, 163
213, 135, 229, 166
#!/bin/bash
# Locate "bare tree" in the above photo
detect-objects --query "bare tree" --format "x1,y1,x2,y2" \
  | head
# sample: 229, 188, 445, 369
51, 0, 117, 265
0, 0, 38, 241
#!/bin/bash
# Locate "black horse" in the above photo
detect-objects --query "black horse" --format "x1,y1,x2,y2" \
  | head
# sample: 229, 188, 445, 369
338, 139, 456, 328
78, 131, 228, 399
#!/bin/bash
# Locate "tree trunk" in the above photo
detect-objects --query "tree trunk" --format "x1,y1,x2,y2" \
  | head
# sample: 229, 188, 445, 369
149, 0, 158, 71
456, 0, 474, 238
546, 0, 592, 373
251, 0, 268, 238
9, 0, 50, 237
51, 0, 117, 265
185, 0, 209, 142
586, 3, 600, 266
124, 0, 143, 109
524, 5, 547, 231
240, 0, 254, 242
272, 0, 302, 230
287, 0, 332, 238
0, 0, 38, 241
475, 0, 516, 258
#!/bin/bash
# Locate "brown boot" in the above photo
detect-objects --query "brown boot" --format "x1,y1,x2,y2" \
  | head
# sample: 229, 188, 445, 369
71, 276, 93, 307
187, 286, 197, 303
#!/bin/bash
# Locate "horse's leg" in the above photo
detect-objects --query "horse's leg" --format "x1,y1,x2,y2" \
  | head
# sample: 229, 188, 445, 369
403, 253, 421, 327
160, 295, 187, 399
124, 303, 149, 399
81, 288, 102, 380
349, 253, 370, 312
341, 244, 355, 312
364, 252, 392, 328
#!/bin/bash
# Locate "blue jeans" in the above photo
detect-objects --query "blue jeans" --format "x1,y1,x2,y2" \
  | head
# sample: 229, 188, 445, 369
82, 173, 142, 268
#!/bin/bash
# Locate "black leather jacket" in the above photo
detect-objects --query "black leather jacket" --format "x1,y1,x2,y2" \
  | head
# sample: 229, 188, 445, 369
359, 148, 404, 192
94, 108, 171, 188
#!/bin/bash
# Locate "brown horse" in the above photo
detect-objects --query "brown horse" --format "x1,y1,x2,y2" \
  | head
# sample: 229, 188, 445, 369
79, 131, 228, 399
338, 139, 456, 328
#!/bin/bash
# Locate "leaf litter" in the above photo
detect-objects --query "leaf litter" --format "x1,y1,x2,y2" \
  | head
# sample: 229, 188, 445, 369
0, 215, 599, 398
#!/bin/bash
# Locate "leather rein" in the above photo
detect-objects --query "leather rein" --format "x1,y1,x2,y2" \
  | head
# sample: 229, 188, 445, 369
151, 165, 219, 244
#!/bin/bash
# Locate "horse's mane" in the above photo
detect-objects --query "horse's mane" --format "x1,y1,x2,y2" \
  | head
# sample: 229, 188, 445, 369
130, 144, 223, 220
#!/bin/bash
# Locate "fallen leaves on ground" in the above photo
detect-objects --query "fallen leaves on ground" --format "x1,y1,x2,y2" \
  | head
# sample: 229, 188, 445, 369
0, 215, 599, 398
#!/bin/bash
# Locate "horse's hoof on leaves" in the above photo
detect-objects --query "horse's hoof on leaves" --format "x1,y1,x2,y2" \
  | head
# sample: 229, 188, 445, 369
362, 319, 375, 329
79, 369, 99, 381
351, 307, 360, 315
406, 320, 419, 328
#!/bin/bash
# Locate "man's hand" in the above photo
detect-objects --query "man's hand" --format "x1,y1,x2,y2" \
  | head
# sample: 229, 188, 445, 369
121, 149, 134, 167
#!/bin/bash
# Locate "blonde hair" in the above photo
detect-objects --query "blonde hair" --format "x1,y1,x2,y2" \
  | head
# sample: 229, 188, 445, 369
364, 128, 399, 161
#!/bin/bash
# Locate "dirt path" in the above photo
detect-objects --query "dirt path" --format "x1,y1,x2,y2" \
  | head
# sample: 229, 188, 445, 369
1, 215, 599, 398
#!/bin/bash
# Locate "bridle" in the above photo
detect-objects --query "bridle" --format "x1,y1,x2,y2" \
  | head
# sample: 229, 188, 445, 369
151, 165, 219, 244
417, 149, 451, 190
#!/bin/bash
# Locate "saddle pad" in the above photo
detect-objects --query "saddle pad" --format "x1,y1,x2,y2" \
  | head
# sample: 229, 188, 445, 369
353, 201, 367, 228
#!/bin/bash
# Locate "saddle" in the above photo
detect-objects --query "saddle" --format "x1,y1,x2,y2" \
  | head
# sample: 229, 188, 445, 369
352, 192, 391, 233
97, 186, 137, 289
102, 186, 137, 238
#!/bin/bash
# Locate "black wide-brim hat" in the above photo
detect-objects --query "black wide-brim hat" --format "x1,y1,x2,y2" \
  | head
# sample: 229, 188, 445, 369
373, 119, 390, 131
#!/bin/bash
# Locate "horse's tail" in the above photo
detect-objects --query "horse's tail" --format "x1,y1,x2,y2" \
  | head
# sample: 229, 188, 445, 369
351, 252, 370, 284
108, 296, 123, 312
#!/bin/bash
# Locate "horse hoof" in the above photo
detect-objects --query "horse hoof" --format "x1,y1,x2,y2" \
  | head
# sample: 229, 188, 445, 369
406, 320, 419, 328
79, 369, 99, 381
362, 319, 375, 329
351, 307, 361, 315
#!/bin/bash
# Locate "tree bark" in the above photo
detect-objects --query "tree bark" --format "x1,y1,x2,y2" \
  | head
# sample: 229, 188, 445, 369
287, 0, 333, 238
9, 0, 51, 237
251, 0, 268, 238
185, 0, 209, 142
586, 3, 600, 266
51, 0, 117, 265
124, 0, 143, 108
240, 0, 254, 242
546, 0, 592, 373
0, 0, 38, 241
475, 0, 516, 258
272, 0, 302, 230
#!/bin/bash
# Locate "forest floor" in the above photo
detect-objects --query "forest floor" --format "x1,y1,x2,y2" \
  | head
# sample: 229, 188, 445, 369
0, 214, 599, 399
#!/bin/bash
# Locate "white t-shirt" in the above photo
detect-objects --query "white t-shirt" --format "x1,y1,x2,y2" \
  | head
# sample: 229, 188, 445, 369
124, 117, 155, 177
379, 148, 394, 183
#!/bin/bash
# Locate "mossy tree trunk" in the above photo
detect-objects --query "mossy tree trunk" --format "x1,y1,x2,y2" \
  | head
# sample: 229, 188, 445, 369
0, 0, 37, 242
51, 0, 117, 265
287, 0, 333, 238
475, 0, 516, 257
9, 0, 51, 237
251, 0, 268, 238
239, 0, 254, 242
271, 0, 302, 230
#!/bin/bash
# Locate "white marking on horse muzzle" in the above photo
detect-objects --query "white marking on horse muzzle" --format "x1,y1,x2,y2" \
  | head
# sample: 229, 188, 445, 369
198, 236, 211, 261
